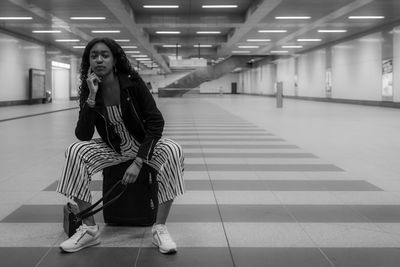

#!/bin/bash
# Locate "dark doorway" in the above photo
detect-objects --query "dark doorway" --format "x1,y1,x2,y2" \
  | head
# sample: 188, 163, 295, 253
231, 82, 237, 94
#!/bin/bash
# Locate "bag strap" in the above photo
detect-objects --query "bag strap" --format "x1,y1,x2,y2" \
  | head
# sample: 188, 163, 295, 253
76, 181, 127, 220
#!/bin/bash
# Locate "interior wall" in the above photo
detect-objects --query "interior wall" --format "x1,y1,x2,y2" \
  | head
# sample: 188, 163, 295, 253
393, 26, 400, 103
276, 57, 296, 96
298, 49, 326, 98
238, 25, 399, 104
331, 32, 382, 100
239, 62, 276, 95
199, 73, 238, 93
69, 57, 80, 99
52, 68, 70, 100
0, 31, 46, 101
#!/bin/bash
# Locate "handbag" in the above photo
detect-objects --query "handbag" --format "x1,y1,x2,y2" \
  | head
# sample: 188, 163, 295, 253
63, 180, 127, 237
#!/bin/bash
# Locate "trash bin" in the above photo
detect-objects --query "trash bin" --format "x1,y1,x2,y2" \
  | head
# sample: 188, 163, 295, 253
43, 90, 52, 103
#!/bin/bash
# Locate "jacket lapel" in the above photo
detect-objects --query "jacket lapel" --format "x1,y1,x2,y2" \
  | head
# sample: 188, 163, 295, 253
119, 74, 134, 114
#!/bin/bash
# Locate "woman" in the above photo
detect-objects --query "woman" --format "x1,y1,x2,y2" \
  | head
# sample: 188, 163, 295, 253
57, 37, 184, 254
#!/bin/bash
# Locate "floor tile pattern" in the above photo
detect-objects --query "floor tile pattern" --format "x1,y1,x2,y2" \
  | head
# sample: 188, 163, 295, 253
1, 96, 400, 266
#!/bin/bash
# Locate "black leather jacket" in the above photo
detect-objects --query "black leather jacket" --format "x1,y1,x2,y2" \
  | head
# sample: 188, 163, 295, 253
75, 73, 164, 161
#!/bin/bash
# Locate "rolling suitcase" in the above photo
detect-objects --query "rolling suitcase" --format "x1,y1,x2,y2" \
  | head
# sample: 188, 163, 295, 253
102, 160, 158, 226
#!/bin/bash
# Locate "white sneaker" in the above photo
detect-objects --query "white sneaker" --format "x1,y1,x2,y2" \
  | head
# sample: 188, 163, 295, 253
60, 224, 100, 253
152, 224, 177, 254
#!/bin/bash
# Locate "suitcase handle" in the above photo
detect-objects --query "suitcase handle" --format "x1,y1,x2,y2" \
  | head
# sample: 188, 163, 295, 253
76, 181, 127, 220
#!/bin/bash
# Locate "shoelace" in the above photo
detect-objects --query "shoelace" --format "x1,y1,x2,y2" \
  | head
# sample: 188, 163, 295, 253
71, 225, 89, 243
155, 226, 173, 243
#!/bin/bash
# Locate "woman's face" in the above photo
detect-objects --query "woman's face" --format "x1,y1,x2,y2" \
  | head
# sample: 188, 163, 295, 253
89, 42, 115, 77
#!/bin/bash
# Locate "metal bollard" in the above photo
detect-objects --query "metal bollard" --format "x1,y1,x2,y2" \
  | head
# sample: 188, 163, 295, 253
276, 82, 283, 108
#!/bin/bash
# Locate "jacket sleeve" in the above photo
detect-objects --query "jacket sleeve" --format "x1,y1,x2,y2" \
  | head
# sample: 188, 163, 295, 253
75, 102, 96, 141
132, 77, 164, 160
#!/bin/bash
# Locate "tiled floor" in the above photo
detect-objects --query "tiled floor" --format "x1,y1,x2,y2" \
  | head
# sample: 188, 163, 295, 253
1, 95, 400, 266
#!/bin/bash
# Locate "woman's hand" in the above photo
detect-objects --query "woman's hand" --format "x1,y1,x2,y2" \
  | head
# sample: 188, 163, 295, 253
86, 68, 101, 96
121, 161, 142, 185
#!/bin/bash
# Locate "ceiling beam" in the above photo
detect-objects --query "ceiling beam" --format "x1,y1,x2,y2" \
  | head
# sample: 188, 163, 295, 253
69, 23, 124, 29
135, 14, 244, 28
7, 0, 93, 42
218, 0, 283, 57
99, 0, 171, 73
138, 23, 242, 28
7, 0, 152, 71
257, 0, 376, 54
157, 47, 218, 57
150, 35, 226, 46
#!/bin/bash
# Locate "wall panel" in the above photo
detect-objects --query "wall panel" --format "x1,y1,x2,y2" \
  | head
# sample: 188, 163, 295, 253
298, 49, 326, 98
331, 32, 382, 100
393, 27, 400, 102
199, 73, 238, 93
0, 32, 45, 101
276, 58, 295, 96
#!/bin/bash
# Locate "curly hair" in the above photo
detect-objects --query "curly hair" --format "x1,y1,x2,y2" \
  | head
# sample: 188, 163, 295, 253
78, 37, 141, 107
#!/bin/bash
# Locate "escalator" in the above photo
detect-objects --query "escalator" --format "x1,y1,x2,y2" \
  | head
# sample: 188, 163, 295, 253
158, 56, 259, 97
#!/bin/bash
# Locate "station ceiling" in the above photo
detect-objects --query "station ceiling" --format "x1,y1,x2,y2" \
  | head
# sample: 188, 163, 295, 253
0, 0, 399, 73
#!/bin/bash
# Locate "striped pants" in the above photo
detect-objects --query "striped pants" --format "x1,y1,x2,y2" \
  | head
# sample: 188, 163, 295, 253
56, 138, 185, 204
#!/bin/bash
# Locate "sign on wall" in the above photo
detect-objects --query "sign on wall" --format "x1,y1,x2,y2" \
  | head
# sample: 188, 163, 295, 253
29, 68, 46, 100
325, 68, 332, 97
382, 59, 393, 100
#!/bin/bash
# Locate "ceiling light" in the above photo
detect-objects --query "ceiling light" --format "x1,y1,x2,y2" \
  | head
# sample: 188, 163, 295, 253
193, 45, 213, 47
115, 39, 130, 42
359, 37, 384, 43
270, 50, 289, 53
91, 30, 120, 33
318, 30, 347, 33
247, 39, 271, 42
55, 39, 80, 42
162, 45, 182, 47
0, 38, 18, 43
258, 30, 287, 33
197, 31, 221, 34
121, 46, 138, 48
232, 51, 250, 53
125, 51, 141, 53
202, 5, 238, 8
32, 30, 61, 33
238, 46, 259, 49
143, 5, 179, 8
156, 31, 180, 34
131, 55, 148, 57
282, 45, 303, 48
348, 16, 384, 19
70, 17, 106, 20
136, 58, 151, 61
275, 16, 311, 19
22, 46, 41, 50
73, 46, 86, 49
46, 51, 61, 55
297, 39, 322, 42
52, 61, 71, 69
0, 17, 32, 20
